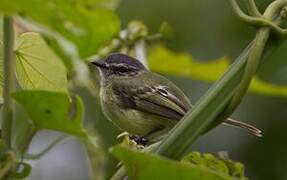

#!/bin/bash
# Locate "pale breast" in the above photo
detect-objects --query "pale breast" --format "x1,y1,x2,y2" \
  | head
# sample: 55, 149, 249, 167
100, 87, 169, 136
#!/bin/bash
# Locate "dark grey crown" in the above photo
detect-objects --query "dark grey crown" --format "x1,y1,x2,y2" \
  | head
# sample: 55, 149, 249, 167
91, 53, 147, 78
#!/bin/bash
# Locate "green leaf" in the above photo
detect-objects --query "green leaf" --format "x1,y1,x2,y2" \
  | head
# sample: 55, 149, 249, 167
42, 35, 74, 72
13, 90, 106, 179
111, 146, 234, 180
12, 90, 86, 137
181, 152, 247, 179
14, 32, 68, 93
149, 45, 287, 98
0, 0, 120, 59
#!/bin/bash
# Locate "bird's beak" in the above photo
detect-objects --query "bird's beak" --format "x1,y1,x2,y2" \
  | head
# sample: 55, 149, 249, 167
91, 60, 109, 69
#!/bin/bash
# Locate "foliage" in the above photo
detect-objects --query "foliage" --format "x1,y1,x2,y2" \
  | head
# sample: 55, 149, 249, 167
0, 0, 286, 179
12, 90, 86, 137
181, 152, 246, 179
111, 145, 245, 180
149, 45, 287, 98
15, 33, 68, 92
0, 0, 120, 59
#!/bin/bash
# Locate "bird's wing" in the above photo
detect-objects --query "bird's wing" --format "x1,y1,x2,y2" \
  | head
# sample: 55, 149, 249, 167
113, 83, 190, 121
112, 74, 262, 137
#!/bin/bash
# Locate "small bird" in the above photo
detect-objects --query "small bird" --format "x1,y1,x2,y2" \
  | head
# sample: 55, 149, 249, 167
92, 53, 262, 145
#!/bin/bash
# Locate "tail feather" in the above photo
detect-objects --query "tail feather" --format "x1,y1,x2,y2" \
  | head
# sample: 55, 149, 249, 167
223, 118, 262, 137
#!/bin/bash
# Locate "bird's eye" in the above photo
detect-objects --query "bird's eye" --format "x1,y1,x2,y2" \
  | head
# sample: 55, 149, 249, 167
117, 66, 129, 73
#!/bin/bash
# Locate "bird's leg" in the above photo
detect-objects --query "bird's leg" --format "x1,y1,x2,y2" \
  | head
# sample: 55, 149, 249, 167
129, 135, 149, 146
129, 126, 166, 146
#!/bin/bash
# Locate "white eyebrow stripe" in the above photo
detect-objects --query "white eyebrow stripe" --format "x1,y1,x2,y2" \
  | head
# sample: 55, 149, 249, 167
110, 63, 128, 67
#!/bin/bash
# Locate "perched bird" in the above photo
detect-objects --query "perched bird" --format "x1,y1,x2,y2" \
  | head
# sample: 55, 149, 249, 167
91, 53, 262, 144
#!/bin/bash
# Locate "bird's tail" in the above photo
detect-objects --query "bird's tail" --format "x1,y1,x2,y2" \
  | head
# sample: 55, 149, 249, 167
223, 118, 262, 137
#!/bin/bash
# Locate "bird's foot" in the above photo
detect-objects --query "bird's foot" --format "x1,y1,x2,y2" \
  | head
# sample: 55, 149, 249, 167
129, 135, 149, 146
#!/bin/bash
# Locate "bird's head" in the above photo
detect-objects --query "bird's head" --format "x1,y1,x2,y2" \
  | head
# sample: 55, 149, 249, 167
91, 53, 147, 79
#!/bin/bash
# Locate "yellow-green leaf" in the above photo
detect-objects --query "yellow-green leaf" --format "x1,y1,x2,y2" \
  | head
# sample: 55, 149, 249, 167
182, 152, 246, 179
15, 32, 68, 92
12, 90, 86, 137
149, 46, 287, 98
0, 0, 120, 59
111, 146, 234, 180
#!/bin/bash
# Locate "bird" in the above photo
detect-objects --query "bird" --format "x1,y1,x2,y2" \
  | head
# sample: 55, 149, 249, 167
91, 53, 262, 145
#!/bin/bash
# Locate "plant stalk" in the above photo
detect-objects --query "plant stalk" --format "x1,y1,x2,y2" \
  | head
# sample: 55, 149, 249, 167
223, 0, 287, 116
2, 16, 15, 148
154, 45, 251, 159
224, 28, 270, 115
244, 0, 261, 16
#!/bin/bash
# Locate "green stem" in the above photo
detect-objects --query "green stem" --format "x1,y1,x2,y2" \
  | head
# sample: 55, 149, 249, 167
2, 16, 15, 148
224, 0, 287, 115
154, 45, 250, 159
244, 0, 261, 16
228, 0, 287, 35
224, 28, 270, 115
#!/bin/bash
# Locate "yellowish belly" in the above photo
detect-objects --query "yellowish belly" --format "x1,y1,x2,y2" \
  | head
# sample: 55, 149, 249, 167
100, 87, 176, 140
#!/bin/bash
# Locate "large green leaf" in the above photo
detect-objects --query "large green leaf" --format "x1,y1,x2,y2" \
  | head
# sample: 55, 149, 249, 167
14, 32, 68, 92
149, 46, 287, 98
0, 0, 120, 59
12, 90, 86, 137
111, 146, 234, 180
13, 90, 107, 179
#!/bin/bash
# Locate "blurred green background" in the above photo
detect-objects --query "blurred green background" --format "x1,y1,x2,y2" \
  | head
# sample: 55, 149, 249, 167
27, 0, 287, 179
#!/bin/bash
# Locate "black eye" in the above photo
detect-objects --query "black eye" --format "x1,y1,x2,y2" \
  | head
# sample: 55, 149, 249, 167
117, 66, 129, 73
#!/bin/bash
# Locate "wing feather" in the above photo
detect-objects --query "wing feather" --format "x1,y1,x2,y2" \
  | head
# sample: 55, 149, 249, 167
113, 83, 190, 121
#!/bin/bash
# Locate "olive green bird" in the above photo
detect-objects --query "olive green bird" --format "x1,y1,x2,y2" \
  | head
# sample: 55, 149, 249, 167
91, 53, 261, 144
